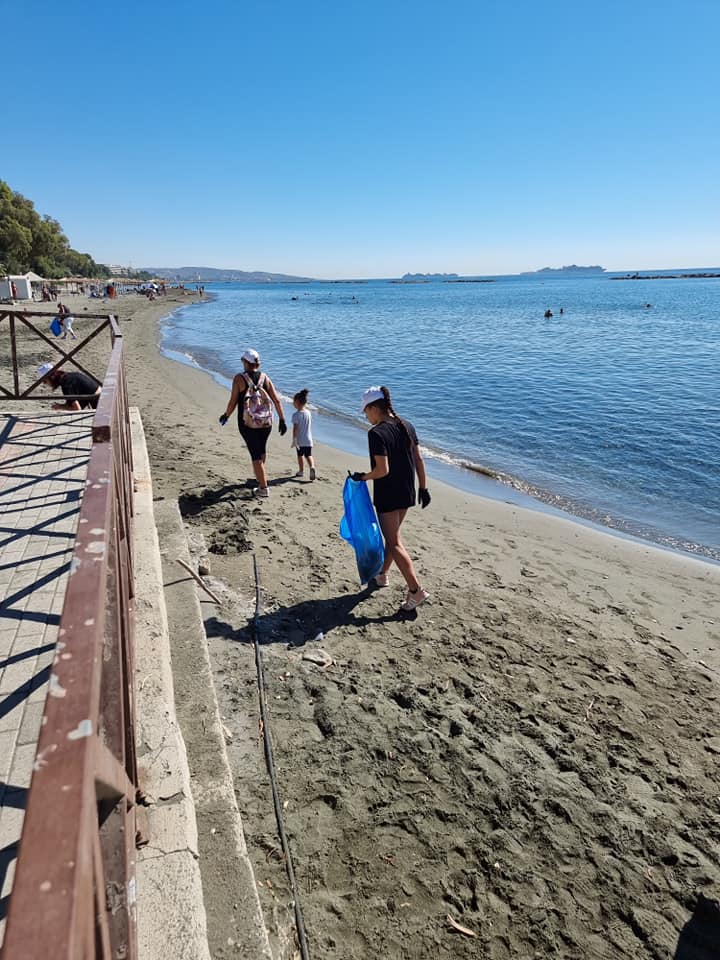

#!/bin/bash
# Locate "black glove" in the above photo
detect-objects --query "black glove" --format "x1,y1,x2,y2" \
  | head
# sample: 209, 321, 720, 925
218, 414, 228, 426
278, 419, 287, 436
350, 471, 365, 482
418, 487, 431, 509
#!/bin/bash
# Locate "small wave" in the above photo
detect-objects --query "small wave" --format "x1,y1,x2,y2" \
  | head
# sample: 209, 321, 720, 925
161, 347, 203, 369
416, 449, 720, 563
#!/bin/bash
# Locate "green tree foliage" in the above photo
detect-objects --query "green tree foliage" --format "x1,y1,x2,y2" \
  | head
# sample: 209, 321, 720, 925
0, 180, 110, 278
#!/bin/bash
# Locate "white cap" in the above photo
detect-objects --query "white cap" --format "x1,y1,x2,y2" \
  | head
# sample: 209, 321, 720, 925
37, 362, 55, 379
241, 348, 260, 364
360, 386, 384, 412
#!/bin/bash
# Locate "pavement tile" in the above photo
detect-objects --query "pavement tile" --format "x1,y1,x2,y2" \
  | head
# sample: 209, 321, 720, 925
0, 846, 17, 899
0, 730, 19, 779
17, 702, 45, 747
35, 647, 55, 672
0, 660, 37, 695
8, 635, 47, 661
0, 633, 14, 660
27, 682, 50, 705
0, 701, 24, 735
0, 806, 25, 850
8, 742, 38, 791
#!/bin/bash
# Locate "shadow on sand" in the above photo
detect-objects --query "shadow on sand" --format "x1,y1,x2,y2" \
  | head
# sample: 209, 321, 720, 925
673, 895, 720, 960
206, 583, 417, 648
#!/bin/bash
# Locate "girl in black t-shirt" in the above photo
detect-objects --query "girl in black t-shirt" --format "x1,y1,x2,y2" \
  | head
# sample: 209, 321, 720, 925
354, 386, 431, 611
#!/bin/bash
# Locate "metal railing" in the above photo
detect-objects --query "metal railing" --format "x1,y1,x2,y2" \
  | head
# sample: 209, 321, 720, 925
1, 336, 138, 959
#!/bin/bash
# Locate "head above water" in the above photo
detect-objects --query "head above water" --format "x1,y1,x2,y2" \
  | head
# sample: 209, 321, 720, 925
241, 348, 260, 370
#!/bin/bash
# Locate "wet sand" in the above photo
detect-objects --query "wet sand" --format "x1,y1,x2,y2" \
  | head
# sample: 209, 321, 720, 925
8, 293, 720, 958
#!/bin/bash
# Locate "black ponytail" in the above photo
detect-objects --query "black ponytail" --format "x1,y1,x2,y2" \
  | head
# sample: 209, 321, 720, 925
379, 386, 414, 449
293, 388, 310, 405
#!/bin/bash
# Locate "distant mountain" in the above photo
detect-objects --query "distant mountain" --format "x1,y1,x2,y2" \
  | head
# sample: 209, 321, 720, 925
142, 266, 313, 282
522, 265, 606, 275
401, 272, 459, 280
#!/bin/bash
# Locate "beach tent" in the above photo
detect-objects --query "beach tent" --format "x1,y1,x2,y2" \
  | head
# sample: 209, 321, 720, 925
0, 275, 33, 300
23, 271, 45, 299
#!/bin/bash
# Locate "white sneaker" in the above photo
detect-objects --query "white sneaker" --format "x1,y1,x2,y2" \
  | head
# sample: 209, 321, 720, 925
309, 467, 316, 481
294, 471, 304, 478
401, 587, 429, 611
253, 487, 270, 499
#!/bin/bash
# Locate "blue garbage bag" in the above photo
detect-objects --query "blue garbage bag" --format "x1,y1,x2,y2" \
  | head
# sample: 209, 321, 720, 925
339, 477, 384, 584
50, 318, 63, 337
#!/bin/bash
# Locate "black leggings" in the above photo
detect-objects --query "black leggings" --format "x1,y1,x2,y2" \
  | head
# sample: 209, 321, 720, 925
239, 424, 272, 461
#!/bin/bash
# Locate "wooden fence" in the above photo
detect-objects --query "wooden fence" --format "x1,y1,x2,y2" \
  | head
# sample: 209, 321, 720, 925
0, 309, 120, 402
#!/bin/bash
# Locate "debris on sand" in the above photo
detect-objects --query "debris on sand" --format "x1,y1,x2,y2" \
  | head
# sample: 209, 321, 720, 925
446, 914, 477, 937
302, 648, 334, 668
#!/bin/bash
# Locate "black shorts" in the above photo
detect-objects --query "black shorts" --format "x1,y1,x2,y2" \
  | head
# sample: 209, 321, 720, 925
239, 424, 271, 461
375, 493, 415, 515
297, 445, 312, 457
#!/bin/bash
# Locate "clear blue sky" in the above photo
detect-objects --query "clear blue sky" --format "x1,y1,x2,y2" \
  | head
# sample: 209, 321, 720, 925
7, 0, 719, 278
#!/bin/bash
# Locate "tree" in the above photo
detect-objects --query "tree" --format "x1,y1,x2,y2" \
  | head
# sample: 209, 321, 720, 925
0, 180, 109, 278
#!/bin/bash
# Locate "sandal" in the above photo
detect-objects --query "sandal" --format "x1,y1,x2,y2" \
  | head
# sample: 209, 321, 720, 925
401, 587, 429, 611
372, 572, 389, 587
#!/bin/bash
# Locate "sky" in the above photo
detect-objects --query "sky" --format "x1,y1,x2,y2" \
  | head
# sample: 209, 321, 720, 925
6, 0, 719, 278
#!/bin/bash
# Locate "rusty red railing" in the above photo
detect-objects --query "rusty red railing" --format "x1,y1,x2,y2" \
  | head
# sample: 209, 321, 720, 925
1, 336, 138, 959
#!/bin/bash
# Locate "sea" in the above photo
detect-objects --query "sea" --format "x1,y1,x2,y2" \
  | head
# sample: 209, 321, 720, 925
159, 272, 720, 562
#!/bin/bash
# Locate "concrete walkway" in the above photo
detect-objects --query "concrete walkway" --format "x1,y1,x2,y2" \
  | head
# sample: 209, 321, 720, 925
0, 411, 93, 946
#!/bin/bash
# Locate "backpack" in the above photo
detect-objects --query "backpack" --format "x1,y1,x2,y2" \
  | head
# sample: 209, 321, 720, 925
242, 373, 273, 428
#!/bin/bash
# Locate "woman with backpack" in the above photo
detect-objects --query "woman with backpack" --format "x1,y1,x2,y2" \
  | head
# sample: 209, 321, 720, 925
219, 349, 287, 498
351, 385, 431, 611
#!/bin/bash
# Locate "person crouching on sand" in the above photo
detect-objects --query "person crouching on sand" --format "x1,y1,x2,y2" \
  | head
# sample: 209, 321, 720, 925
291, 388, 316, 480
37, 362, 101, 410
352, 385, 431, 611
219, 348, 287, 499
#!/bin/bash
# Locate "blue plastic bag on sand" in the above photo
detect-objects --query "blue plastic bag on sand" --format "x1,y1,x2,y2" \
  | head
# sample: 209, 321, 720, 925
339, 477, 384, 585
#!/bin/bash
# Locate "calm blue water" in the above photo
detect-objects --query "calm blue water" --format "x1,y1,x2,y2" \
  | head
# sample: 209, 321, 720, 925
160, 274, 720, 560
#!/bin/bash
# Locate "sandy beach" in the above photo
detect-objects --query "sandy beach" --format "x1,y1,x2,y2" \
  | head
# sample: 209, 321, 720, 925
9, 294, 720, 958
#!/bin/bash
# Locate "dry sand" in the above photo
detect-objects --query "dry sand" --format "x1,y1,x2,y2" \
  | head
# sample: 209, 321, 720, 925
6, 294, 720, 958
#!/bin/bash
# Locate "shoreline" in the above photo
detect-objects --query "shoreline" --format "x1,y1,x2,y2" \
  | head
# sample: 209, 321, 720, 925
159, 299, 719, 566
12, 292, 719, 957
112, 291, 720, 645
11, 292, 720, 576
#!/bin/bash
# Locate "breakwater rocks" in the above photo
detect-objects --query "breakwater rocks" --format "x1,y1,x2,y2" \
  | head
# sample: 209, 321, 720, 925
613, 272, 720, 280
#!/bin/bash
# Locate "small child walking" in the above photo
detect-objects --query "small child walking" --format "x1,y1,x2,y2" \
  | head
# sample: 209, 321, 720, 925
291, 388, 316, 480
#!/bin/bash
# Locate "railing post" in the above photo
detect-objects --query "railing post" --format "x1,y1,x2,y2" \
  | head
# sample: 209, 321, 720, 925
9, 313, 19, 396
